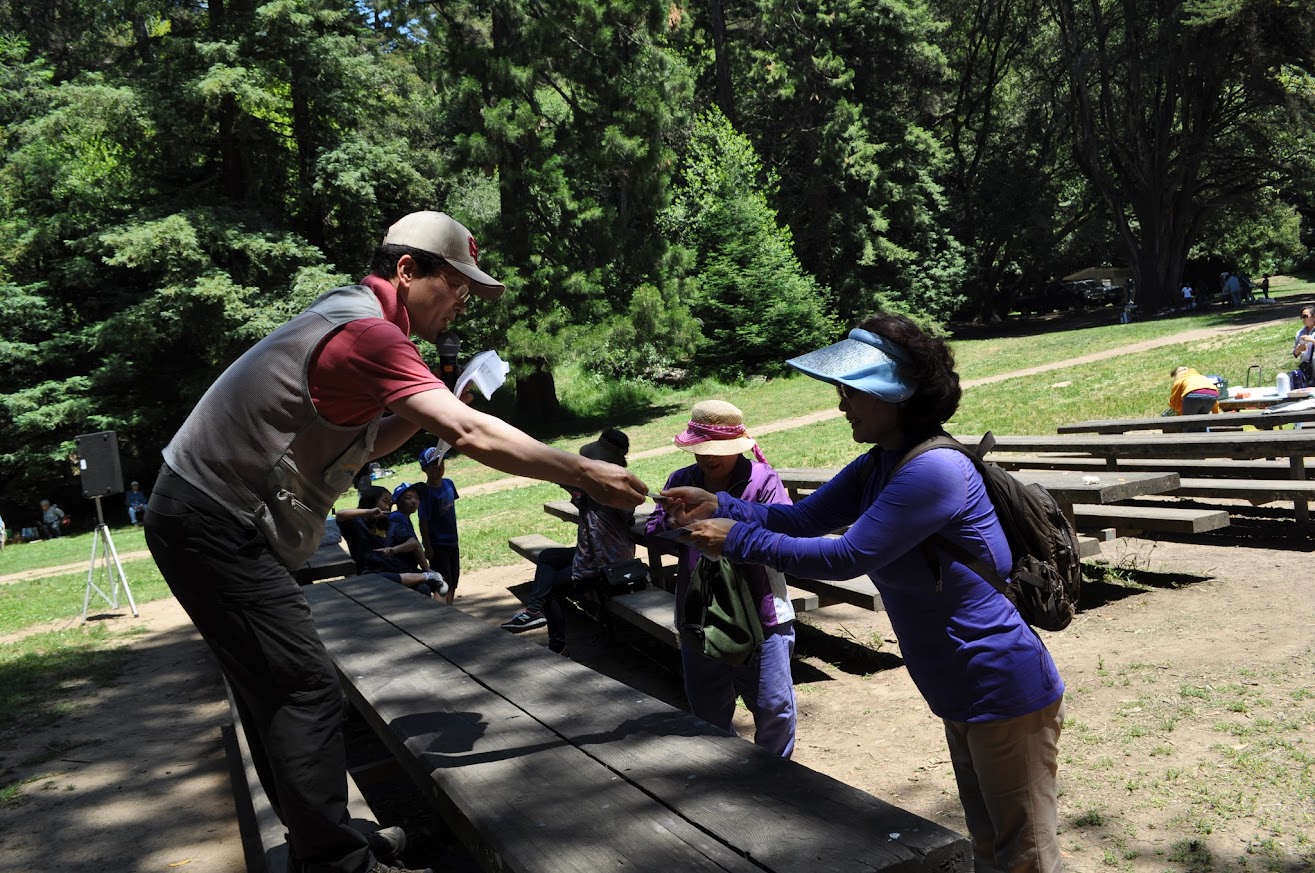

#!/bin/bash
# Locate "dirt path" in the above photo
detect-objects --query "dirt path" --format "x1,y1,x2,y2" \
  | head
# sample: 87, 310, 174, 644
0, 551, 154, 586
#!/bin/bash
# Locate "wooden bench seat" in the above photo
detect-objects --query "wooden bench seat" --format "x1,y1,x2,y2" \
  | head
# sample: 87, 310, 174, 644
1069, 504, 1231, 535
304, 577, 970, 873
541, 501, 882, 611
508, 535, 820, 648
1173, 477, 1315, 505
293, 540, 356, 585
987, 455, 1315, 479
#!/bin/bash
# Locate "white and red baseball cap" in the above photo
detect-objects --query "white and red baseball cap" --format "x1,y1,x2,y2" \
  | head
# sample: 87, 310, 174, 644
382, 211, 505, 300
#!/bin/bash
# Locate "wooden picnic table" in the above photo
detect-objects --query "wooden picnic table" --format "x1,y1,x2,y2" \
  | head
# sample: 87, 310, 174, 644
1217, 392, 1289, 412
953, 431, 1315, 523
306, 576, 970, 872
775, 466, 1178, 512
541, 500, 882, 611
1059, 406, 1315, 434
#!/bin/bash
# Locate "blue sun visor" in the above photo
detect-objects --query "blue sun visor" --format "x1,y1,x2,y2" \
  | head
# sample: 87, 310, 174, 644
786, 328, 916, 402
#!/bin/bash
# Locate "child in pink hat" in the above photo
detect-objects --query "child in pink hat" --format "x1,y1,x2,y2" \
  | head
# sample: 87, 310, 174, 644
646, 400, 797, 757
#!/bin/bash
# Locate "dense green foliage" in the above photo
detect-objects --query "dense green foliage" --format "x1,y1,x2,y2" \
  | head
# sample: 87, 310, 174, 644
664, 109, 838, 377
2, 0, 1315, 512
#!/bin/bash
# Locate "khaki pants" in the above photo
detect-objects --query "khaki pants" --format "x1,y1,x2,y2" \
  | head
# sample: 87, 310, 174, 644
943, 697, 1065, 873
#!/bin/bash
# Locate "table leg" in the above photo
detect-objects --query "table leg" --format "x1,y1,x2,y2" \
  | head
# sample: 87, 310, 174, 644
1292, 454, 1308, 525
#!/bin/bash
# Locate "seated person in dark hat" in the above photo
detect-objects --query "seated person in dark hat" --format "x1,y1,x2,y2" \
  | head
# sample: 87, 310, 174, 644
501, 429, 637, 656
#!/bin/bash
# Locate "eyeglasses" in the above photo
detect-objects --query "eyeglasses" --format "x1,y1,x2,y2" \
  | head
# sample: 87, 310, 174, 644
452, 273, 473, 303
836, 383, 858, 402
1304, 313, 1314, 320
443, 270, 470, 304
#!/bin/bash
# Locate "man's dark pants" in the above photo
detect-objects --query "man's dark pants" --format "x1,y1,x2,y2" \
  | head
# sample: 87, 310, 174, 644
145, 470, 370, 873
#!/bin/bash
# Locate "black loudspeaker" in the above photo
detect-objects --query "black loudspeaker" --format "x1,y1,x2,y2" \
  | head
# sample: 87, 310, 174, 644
76, 431, 124, 498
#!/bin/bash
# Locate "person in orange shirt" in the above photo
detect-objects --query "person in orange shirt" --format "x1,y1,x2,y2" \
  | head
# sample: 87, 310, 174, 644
1168, 366, 1221, 416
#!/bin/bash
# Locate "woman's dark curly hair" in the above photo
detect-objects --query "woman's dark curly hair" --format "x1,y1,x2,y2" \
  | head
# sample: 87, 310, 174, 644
357, 485, 392, 510
856, 313, 961, 438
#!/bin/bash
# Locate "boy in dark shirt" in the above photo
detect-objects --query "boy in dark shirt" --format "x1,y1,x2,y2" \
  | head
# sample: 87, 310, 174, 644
415, 447, 460, 604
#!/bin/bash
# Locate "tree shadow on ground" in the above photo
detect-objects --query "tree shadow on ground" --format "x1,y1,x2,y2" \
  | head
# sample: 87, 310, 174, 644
947, 296, 1291, 341
1078, 561, 1212, 612
793, 621, 904, 678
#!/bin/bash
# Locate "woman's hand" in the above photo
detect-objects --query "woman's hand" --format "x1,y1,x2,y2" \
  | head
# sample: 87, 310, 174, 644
683, 518, 735, 559
660, 486, 719, 526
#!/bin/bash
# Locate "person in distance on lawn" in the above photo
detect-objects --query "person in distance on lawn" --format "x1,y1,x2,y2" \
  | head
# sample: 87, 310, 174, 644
415, 447, 460, 605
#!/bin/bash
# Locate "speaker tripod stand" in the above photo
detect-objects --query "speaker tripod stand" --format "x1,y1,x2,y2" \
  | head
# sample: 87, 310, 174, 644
81, 495, 137, 623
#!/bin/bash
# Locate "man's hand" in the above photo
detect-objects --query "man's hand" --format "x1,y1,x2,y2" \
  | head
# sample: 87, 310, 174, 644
661, 486, 719, 526
579, 459, 648, 509
683, 518, 736, 559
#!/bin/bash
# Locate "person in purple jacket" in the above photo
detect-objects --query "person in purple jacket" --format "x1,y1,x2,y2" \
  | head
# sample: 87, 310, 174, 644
664, 315, 1065, 873
646, 400, 797, 758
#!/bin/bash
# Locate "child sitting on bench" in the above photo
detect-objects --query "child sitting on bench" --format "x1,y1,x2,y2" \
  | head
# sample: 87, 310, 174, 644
501, 429, 635, 656
337, 485, 447, 599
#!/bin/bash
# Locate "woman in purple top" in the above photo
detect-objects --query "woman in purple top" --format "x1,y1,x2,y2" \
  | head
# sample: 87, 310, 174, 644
665, 314, 1065, 873
646, 400, 797, 758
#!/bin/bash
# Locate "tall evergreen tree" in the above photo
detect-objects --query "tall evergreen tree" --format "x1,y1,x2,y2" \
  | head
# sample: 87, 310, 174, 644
1049, 0, 1315, 311
665, 109, 838, 378
930, 0, 1098, 321
408, 0, 696, 416
0, 0, 448, 509
698, 0, 966, 321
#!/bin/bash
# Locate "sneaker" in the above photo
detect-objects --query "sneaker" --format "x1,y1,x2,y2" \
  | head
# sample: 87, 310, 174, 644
366, 861, 433, 873
500, 609, 546, 631
366, 826, 406, 861
422, 571, 450, 598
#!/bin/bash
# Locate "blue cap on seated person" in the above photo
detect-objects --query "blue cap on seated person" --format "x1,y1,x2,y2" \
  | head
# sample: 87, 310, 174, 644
392, 482, 420, 503
786, 328, 916, 402
418, 446, 442, 468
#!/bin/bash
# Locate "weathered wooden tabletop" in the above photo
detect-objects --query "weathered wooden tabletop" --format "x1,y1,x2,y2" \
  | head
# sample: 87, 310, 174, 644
1059, 407, 1315, 434
306, 577, 969, 872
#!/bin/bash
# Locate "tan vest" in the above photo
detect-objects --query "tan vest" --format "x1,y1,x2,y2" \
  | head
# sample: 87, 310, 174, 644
164, 285, 385, 568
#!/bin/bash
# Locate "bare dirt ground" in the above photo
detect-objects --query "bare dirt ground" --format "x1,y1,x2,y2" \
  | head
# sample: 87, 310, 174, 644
1, 308, 1312, 872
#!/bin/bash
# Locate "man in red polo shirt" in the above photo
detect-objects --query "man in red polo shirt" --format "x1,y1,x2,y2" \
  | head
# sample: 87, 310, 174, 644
145, 211, 647, 873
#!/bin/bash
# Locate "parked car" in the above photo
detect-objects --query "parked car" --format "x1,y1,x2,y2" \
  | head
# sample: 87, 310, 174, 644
1071, 279, 1122, 308
1013, 281, 1085, 315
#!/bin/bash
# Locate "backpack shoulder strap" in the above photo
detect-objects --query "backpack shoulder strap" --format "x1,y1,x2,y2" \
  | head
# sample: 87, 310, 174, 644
892, 431, 1011, 594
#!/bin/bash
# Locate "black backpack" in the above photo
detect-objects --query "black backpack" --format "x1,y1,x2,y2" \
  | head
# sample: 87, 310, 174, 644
880, 431, 1082, 631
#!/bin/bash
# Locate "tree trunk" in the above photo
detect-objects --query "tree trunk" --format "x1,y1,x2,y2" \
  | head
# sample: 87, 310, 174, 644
709, 0, 735, 124
290, 74, 325, 249
209, 0, 247, 204
514, 364, 561, 422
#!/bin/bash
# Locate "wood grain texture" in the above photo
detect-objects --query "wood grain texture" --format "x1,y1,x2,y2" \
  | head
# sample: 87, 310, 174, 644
311, 577, 970, 873
306, 579, 765, 873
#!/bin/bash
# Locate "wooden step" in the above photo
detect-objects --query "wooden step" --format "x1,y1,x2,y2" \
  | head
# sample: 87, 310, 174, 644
1070, 504, 1231, 535
987, 455, 1315, 478
1174, 477, 1315, 504
508, 533, 570, 563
